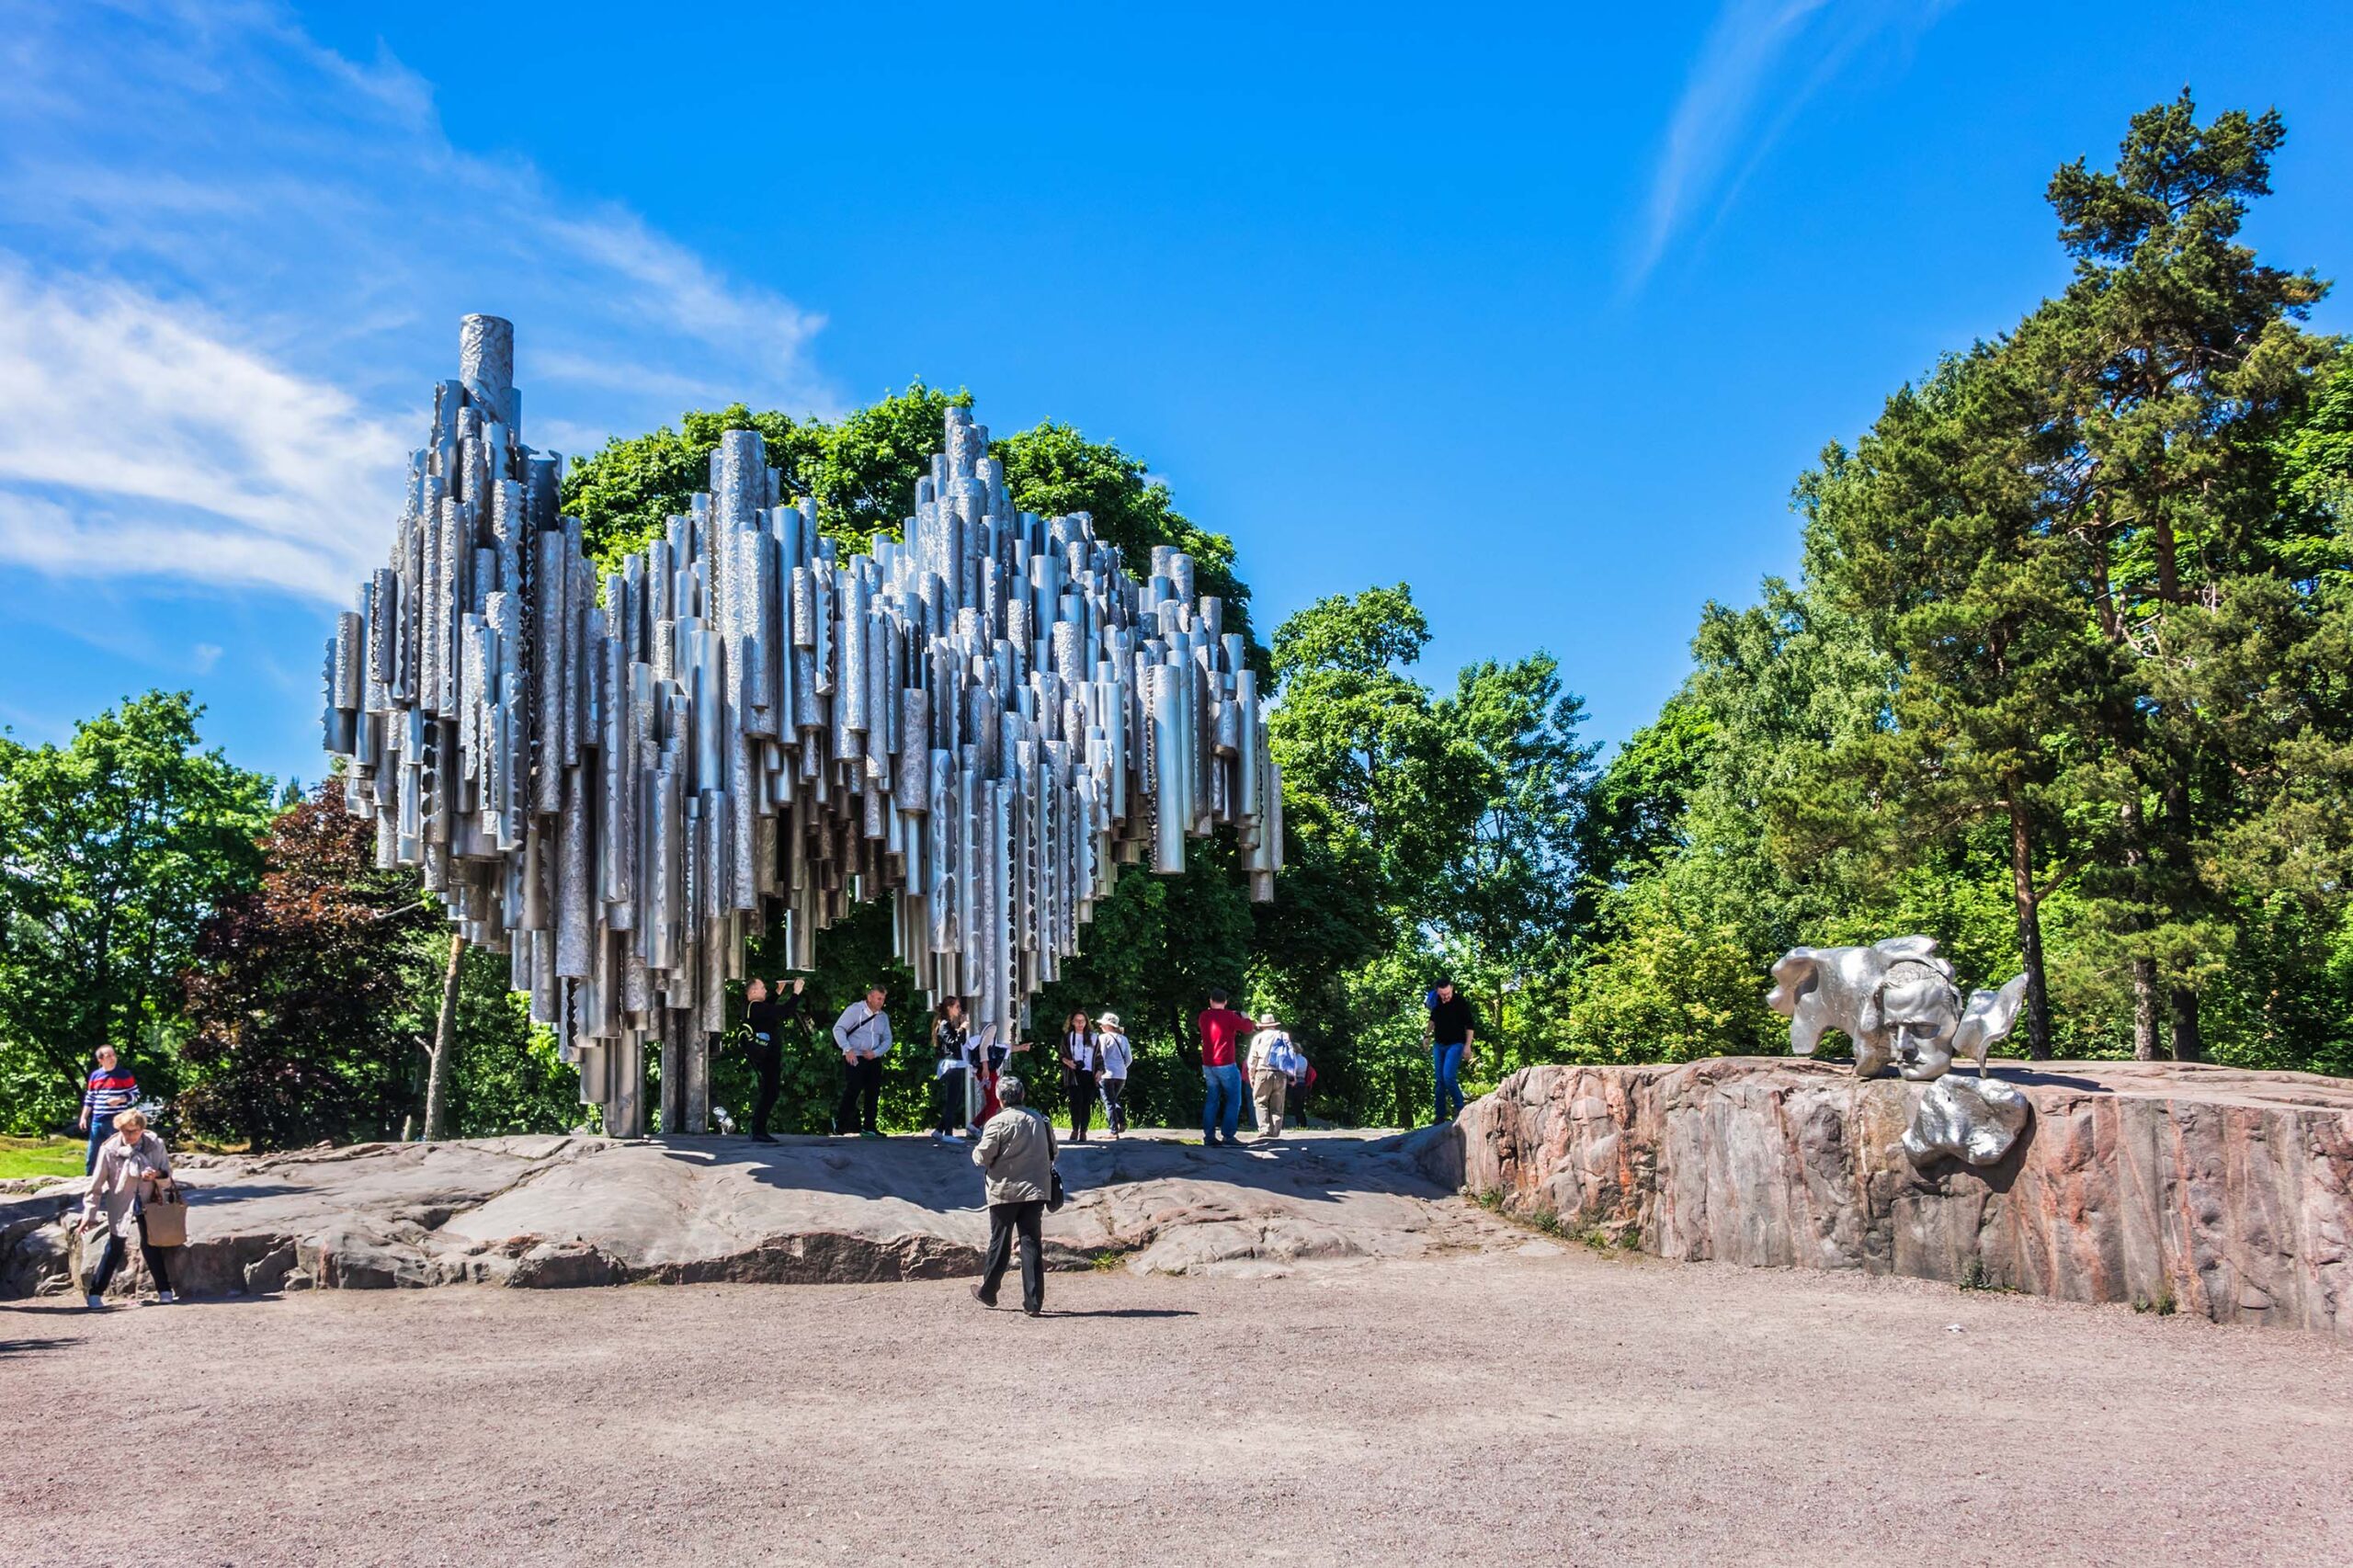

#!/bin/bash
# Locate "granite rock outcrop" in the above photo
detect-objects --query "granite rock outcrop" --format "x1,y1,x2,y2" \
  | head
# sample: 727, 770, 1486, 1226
3, 1131, 1511, 1300
1415, 1057, 2353, 1335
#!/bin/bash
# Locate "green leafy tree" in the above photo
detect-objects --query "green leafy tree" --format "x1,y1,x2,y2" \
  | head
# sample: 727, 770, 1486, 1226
0, 692, 275, 1131
2025, 91, 2334, 1058
1791, 347, 2115, 1057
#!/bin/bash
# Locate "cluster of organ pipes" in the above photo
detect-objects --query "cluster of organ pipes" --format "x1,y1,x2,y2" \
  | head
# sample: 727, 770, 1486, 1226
323, 316, 1283, 1138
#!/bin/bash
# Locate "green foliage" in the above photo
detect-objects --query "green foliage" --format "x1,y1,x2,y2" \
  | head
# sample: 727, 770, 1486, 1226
0, 692, 276, 1133
1558, 93, 2353, 1078
445, 947, 585, 1137
176, 782, 440, 1148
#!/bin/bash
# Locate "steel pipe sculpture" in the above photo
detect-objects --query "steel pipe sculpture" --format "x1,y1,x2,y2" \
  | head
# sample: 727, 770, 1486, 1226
323, 315, 1282, 1136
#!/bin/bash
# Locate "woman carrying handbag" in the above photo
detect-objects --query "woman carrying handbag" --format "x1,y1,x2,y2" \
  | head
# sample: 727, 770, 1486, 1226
77, 1107, 182, 1308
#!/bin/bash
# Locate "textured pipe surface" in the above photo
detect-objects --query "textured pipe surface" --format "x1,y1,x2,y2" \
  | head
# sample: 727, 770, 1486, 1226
323, 316, 1280, 1136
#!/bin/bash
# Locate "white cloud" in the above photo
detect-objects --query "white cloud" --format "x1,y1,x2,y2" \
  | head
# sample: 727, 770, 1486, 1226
0, 267, 406, 597
0, 0, 835, 603
190, 642, 223, 674
1630, 0, 1957, 287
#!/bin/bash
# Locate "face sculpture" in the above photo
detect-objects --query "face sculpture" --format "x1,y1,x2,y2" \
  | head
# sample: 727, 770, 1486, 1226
1863, 960, 1963, 1081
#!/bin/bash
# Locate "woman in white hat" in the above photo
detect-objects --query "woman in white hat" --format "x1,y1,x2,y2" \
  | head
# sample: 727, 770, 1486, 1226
1245, 1012, 1297, 1141
1095, 1012, 1133, 1137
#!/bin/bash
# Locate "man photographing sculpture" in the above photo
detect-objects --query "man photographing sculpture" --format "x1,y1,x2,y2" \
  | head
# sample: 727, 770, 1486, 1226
743, 976, 804, 1142
832, 985, 892, 1139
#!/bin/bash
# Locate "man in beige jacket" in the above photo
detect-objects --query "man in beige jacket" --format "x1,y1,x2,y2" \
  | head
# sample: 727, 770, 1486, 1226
1246, 1013, 1297, 1141
970, 1076, 1056, 1316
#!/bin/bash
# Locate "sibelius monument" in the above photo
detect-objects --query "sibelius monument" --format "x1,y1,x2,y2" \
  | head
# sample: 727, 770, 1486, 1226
321, 315, 1281, 1137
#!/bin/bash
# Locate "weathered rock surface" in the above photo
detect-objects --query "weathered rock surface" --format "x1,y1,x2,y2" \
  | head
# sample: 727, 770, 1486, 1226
2, 1131, 1510, 1300
1415, 1058, 2353, 1335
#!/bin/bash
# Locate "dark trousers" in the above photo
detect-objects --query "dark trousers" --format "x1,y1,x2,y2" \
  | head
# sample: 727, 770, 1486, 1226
977, 1199, 1045, 1312
749, 1044, 781, 1136
89, 1227, 173, 1296
1102, 1077, 1128, 1134
834, 1054, 883, 1134
937, 1066, 967, 1135
1066, 1070, 1097, 1140
1289, 1080, 1310, 1128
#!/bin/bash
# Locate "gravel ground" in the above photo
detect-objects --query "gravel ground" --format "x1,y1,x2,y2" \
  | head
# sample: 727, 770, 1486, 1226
6, 1246, 2349, 1567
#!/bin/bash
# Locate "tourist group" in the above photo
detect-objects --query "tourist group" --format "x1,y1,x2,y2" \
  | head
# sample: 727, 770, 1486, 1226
63, 978, 1480, 1317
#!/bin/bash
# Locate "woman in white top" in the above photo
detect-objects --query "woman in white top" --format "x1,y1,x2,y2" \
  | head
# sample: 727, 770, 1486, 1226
1058, 1009, 1100, 1142
1096, 1013, 1133, 1137
77, 1107, 177, 1308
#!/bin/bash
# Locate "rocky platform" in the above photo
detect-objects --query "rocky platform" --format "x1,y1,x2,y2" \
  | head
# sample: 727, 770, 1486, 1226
1, 1130, 1511, 1300
1418, 1057, 2353, 1336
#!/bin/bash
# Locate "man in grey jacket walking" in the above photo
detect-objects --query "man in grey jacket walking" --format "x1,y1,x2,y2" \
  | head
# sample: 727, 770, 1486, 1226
970, 1076, 1056, 1316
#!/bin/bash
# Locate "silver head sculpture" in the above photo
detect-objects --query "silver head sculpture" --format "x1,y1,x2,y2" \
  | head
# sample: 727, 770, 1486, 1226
322, 316, 1283, 1137
1767, 937, 2027, 1081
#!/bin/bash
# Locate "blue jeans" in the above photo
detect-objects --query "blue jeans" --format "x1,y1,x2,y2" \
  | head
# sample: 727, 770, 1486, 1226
85, 1114, 116, 1175
1201, 1063, 1244, 1144
1432, 1044, 1466, 1124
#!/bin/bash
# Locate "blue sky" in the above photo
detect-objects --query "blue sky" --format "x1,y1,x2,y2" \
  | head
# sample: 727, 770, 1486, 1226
3, 0, 2348, 784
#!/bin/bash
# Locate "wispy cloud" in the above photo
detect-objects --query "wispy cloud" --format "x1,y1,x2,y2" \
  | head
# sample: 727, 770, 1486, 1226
1630, 0, 1956, 288
0, 0, 835, 602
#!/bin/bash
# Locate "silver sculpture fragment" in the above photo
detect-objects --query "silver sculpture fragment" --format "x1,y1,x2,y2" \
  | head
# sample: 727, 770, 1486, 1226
324, 316, 1283, 1138
1767, 937, 2026, 1080
1901, 1074, 2032, 1167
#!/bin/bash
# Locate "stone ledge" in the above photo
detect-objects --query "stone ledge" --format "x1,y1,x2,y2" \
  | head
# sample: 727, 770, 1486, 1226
3, 1130, 1517, 1299
1415, 1057, 2353, 1335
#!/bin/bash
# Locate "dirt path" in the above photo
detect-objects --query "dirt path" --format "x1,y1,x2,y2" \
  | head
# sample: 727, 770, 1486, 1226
6, 1246, 2349, 1566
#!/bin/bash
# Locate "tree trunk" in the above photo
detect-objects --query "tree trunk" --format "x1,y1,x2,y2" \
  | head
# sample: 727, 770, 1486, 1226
2118, 795, 2162, 1060
423, 930, 464, 1141
2131, 961, 2161, 1060
2002, 781, 2053, 1060
2168, 986, 2204, 1063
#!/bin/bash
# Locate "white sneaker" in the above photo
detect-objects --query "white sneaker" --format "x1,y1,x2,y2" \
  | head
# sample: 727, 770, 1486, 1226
157, 1290, 177, 1304
85, 1292, 105, 1311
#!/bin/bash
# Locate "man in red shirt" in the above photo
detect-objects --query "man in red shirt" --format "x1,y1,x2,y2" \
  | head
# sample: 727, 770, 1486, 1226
1195, 988, 1254, 1147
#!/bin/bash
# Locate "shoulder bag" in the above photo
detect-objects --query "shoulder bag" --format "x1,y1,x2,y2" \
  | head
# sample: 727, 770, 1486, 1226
140, 1177, 188, 1248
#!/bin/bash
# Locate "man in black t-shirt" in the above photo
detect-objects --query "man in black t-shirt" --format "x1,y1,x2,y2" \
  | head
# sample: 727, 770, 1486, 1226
1425, 978, 1477, 1127
743, 977, 804, 1142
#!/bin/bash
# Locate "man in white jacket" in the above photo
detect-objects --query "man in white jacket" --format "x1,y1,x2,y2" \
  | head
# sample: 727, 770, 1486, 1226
831, 985, 893, 1139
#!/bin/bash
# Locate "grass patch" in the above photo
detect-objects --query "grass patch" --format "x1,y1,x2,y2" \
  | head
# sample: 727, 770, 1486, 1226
2131, 1284, 2177, 1317
1091, 1250, 1127, 1273
1470, 1187, 1635, 1252
0, 1135, 85, 1182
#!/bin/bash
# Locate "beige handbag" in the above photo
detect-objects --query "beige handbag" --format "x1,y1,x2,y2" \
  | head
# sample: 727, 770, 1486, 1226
138, 1179, 188, 1247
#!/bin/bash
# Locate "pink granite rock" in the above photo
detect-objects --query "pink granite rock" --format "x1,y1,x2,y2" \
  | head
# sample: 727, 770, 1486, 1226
1420, 1058, 2353, 1335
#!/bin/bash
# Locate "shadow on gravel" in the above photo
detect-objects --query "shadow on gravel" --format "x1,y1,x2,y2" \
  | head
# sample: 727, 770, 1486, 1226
0, 1335, 74, 1358
1029, 1308, 1197, 1320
